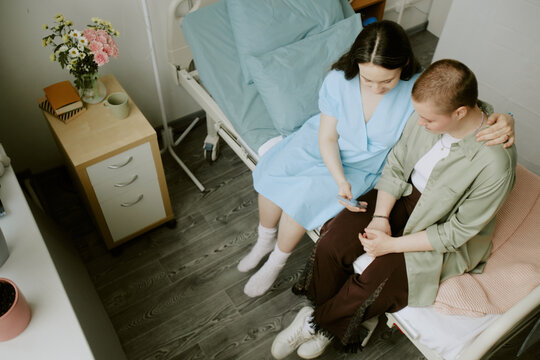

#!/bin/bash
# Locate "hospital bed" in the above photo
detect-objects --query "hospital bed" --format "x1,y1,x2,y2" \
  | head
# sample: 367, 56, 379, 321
166, 0, 540, 358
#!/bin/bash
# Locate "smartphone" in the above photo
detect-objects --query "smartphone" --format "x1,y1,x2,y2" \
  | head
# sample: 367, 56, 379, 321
336, 195, 366, 208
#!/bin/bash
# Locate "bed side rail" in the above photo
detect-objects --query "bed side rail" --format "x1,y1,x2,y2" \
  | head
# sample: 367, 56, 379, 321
167, 0, 201, 72
458, 284, 540, 360
176, 69, 259, 170
385, 313, 443, 360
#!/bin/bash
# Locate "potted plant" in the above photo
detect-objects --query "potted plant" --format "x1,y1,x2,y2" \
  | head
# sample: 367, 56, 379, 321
0, 278, 31, 341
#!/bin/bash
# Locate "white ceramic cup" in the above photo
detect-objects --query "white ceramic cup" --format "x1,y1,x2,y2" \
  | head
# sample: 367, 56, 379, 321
103, 92, 130, 119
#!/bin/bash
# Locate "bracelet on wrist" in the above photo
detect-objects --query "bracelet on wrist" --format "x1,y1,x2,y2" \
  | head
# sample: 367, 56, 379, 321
372, 215, 389, 220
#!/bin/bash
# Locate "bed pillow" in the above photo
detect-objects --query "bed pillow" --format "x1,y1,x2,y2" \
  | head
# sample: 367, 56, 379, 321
246, 14, 363, 135
226, 0, 345, 84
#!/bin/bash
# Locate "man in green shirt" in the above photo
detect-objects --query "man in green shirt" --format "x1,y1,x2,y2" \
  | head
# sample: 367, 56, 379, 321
278, 59, 516, 357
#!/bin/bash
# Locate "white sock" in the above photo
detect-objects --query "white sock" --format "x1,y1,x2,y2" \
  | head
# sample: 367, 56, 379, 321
243, 243, 290, 297
237, 224, 277, 272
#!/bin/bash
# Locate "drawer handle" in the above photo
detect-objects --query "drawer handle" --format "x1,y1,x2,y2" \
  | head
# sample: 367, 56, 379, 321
120, 194, 144, 207
107, 156, 133, 169
114, 174, 139, 187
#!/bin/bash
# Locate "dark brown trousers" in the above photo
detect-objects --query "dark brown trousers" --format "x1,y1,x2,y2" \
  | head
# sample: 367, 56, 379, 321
293, 187, 421, 351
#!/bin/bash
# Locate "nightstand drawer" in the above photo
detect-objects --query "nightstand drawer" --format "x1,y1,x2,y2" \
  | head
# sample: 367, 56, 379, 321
98, 179, 166, 241
86, 142, 154, 186
91, 162, 159, 204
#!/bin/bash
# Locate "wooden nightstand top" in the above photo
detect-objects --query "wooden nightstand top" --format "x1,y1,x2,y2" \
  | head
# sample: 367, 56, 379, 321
42, 74, 156, 167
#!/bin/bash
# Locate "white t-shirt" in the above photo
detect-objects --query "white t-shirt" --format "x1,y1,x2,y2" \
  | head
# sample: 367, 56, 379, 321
411, 133, 461, 193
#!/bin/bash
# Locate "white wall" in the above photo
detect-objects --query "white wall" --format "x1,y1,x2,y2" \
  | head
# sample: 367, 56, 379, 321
427, 0, 452, 37
433, 0, 540, 175
384, 0, 433, 31
0, 0, 201, 173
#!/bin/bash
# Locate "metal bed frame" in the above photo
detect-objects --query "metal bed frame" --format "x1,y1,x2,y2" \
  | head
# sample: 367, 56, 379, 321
166, 1, 540, 358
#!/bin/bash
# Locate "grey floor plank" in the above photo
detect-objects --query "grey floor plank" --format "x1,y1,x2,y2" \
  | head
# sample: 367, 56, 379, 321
96, 260, 171, 317
146, 211, 216, 258
84, 233, 161, 287
170, 343, 208, 360
160, 211, 259, 283
199, 182, 259, 230
111, 241, 255, 343
198, 290, 311, 360
123, 291, 240, 360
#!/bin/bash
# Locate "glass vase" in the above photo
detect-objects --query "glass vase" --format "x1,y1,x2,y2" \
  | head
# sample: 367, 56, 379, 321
78, 72, 106, 104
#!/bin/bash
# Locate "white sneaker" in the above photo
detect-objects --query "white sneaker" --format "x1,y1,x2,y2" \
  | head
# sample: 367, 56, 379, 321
297, 332, 332, 359
271, 306, 314, 359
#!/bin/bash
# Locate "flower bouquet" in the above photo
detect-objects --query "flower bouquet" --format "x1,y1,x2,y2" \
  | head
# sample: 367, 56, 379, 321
42, 14, 119, 103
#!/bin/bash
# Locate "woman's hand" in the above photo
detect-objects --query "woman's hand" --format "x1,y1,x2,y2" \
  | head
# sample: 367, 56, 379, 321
337, 180, 353, 199
336, 181, 367, 212
359, 228, 395, 258
476, 112, 515, 148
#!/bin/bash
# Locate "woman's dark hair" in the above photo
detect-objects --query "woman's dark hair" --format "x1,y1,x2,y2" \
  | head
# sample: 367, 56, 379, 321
331, 20, 421, 80
412, 59, 478, 114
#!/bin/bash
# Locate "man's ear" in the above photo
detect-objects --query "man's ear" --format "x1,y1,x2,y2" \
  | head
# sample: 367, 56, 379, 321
454, 106, 468, 121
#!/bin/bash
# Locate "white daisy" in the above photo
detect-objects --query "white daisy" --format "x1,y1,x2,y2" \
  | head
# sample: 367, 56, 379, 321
67, 64, 72, 70
68, 47, 79, 58
78, 36, 88, 47
79, 52, 86, 59
59, 45, 68, 52
70, 30, 81, 39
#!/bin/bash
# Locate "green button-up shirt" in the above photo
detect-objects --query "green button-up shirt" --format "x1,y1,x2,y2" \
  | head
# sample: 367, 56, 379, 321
375, 110, 517, 307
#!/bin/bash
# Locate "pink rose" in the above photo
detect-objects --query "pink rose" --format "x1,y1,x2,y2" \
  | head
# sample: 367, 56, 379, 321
102, 43, 112, 56
96, 29, 107, 37
83, 29, 96, 42
110, 43, 119, 58
97, 35, 107, 44
93, 51, 109, 66
88, 40, 103, 53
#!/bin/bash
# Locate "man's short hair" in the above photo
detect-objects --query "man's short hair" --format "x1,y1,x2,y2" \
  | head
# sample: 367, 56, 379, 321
412, 59, 478, 114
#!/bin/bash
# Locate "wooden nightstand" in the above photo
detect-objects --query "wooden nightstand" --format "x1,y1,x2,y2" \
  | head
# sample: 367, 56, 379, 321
42, 74, 174, 249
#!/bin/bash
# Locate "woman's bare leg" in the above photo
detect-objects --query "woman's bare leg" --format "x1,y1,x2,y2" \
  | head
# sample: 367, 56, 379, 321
238, 194, 282, 272
276, 212, 306, 253
259, 194, 282, 228
244, 212, 306, 297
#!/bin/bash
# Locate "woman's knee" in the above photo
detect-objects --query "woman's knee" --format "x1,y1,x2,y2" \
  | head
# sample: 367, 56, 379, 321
316, 229, 362, 265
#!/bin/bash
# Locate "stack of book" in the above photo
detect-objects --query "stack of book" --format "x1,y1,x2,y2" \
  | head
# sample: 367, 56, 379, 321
38, 81, 86, 124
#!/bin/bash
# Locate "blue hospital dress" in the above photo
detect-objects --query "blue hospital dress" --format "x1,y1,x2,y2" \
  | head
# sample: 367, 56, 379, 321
253, 69, 419, 230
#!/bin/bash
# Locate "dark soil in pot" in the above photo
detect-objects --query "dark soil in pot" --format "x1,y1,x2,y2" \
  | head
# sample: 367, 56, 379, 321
0, 281, 16, 317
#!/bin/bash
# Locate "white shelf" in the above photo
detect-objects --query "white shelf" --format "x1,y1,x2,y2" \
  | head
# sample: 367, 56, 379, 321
0, 166, 93, 359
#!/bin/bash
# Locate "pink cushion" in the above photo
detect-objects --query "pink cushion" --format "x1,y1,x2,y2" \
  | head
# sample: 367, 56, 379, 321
434, 165, 540, 316
490, 165, 540, 253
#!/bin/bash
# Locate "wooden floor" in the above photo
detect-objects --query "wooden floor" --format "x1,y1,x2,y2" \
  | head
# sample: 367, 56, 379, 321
30, 31, 443, 360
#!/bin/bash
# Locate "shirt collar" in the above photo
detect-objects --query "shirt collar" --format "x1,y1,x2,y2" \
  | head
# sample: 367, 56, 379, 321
450, 126, 487, 161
